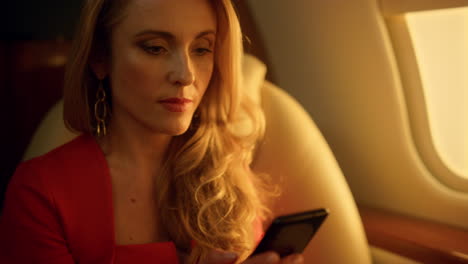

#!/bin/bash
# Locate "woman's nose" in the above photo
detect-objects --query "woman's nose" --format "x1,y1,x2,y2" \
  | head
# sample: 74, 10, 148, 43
168, 50, 195, 87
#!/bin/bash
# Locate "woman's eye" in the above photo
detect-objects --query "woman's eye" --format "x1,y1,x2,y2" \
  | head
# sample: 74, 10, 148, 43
143, 45, 167, 55
194, 48, 212, 56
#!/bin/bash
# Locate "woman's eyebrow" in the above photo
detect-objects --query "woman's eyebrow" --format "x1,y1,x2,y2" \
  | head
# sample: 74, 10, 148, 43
134, 30, 175, 40
134, 30, 216, 40
195, 30, 216, 39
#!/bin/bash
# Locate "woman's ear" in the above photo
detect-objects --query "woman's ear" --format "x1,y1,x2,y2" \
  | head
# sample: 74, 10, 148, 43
90, 57, 108, 80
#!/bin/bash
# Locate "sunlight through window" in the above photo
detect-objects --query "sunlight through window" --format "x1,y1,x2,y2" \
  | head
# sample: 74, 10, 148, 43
406, 7, 468, 178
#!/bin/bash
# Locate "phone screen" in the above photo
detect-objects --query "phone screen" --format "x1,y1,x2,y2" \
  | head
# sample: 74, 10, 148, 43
252, 208, 329, 257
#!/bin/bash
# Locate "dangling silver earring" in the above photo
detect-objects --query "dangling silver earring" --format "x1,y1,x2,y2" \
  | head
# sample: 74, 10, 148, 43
94, 81, 108, 137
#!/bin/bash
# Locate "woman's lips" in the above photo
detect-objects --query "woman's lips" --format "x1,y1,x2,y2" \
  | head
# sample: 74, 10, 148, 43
158, 98, 192, 112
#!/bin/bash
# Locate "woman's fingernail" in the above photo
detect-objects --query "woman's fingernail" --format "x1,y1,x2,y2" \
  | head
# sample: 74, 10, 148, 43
292, 254, 304, 264
222, 252, 238, 261
266, 252, 280, 263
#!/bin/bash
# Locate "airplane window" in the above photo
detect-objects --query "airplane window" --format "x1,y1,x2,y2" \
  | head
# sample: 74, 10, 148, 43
405, 7, 468, 178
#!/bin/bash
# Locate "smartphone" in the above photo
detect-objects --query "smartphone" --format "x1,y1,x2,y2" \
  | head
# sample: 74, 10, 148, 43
252, 208, 329, 258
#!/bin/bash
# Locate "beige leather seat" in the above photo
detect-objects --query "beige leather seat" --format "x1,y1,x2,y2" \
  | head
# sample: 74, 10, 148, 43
23, 54, 371, 263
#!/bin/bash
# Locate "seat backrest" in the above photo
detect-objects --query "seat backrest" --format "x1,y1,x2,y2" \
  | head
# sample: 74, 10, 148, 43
23, 54, 371, 263
252, 80, 371, 263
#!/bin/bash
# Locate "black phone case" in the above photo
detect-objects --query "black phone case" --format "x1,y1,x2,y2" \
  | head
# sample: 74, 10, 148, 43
252, 208, 329, 257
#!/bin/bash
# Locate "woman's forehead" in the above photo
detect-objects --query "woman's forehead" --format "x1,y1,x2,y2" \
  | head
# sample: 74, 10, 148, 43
118, 0, 217, 36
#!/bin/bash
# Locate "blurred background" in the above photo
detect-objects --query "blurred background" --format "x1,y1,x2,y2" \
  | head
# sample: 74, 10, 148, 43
1, 0, 81, 209
1, 1, 82, 40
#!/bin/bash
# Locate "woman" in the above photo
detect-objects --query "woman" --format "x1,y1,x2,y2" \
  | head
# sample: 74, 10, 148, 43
0, 0, 304, 263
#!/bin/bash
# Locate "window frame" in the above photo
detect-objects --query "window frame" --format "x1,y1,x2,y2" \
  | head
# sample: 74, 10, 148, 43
381, 0, 468, 192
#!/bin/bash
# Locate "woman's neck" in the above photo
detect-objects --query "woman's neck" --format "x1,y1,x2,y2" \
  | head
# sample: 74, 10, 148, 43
97, 116, 172, 182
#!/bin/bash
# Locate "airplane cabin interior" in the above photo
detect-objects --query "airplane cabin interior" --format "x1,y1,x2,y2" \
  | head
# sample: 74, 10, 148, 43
1, 0, 467, 263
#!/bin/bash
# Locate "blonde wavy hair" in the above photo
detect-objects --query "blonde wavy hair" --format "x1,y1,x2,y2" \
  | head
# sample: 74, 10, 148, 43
64, 0, 272, 262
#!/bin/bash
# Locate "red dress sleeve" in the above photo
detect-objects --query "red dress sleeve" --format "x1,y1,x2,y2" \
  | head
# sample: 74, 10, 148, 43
0, 160, 75, 264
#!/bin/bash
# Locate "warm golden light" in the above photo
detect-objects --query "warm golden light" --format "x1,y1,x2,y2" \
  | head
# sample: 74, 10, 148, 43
406, 7, 468, 178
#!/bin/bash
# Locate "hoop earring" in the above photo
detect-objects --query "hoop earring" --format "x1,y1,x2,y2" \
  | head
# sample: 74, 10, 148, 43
94, 81, 108, 137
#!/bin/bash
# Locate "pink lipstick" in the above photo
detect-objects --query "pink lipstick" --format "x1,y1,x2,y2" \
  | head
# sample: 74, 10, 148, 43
158, 98, 192, 112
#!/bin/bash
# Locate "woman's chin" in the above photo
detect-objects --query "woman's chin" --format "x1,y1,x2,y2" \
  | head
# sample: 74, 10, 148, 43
171, 128, 190, 136
160, 123, 191, 136
144, 118, 192, 136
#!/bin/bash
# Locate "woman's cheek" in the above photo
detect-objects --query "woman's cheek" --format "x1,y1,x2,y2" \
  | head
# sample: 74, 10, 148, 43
120, 56, 166, 96
196, 59, 214, 90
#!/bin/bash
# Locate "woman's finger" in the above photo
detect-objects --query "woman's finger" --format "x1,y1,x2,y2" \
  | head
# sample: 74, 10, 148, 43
279, 253, 304, 264
200, 250, 238, 264
243, 251, 280, 264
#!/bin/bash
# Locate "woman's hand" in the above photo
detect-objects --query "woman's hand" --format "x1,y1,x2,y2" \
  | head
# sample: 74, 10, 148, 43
200, 250, 304, 264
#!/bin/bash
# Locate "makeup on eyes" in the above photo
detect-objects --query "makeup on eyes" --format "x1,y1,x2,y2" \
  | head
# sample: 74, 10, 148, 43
138, 37, 214, 56
134, 30, 215, 45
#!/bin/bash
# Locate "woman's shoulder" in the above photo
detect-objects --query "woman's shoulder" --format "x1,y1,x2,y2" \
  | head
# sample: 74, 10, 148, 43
24, 134, 99, 165
2, 134, 113, 263
13, 134, 104, 186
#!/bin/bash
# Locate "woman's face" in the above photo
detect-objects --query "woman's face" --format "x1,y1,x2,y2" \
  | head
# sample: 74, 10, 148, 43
104, 0, 217, 135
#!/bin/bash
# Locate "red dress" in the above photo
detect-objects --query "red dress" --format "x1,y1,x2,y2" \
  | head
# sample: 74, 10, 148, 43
0, 134, 263, 264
